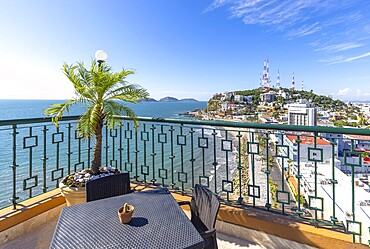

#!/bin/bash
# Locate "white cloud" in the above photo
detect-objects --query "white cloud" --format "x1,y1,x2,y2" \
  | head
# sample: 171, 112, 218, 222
207, 0, 345, 28
318, 55, 345, 63
322, 51, 370, 64
204, 0, 230, 12
337, 88, 351, 96
314, 42, 364, 52
342, 51, 370, 62
206, 0, 370, 54
334, 87, 370, 100
356, 90, 370, 97
287, 22, 321, 37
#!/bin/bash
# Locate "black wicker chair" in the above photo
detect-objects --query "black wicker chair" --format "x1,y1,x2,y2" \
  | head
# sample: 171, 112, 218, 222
179, 184, 220, 249
86, 172, 131, 202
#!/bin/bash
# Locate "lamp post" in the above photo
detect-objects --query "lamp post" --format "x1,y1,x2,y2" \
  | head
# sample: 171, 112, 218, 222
95, 50, 108, 68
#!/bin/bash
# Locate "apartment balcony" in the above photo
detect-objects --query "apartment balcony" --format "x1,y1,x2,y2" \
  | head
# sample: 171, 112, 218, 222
1, 116, 369, 248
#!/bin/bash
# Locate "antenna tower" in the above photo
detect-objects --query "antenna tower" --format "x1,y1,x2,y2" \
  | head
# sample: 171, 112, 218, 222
263, 58, 270, 89
276, 70, 281, 88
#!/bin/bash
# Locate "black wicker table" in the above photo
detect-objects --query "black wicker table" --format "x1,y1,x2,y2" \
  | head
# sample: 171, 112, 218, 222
50, 188, 205, 249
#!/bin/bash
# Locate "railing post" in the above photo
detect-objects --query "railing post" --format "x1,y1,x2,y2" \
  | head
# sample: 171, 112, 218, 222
351, 139, 356, 243
42, 125, 49, 193
280, 134, 285, 214
125, 123, 131, 172
24, 126, 37, 198
264, 133, 271, 209
179, 125, 185, 193
169, 126, 175, 187
87, 137, 91, 169
118, 124, 123, 172
224, 130, 231, 202
330, 138, 338, 224
160, 125, 166, 186
296, 135, 303, 216
67, 123, 72, 175
237, 131, 243, 203
10, 124, 19, 209
105, 126, 109, 166
142, 123, 148, 182
190, 128, 195, 189
313, 132, 318, 225
111, 128, 116, 168
251, 131, 256, 207
150, 124, 156, 184
212, 129, 218, 195
134, 125, 139, 180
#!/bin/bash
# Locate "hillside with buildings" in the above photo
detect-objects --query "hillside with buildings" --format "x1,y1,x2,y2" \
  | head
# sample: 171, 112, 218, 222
205, 87, 368, 128
203, 85, 370, 241
205, 58, 368, 128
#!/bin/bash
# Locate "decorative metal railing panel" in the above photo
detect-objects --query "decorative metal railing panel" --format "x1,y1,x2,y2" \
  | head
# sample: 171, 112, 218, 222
1, 116, 370, 244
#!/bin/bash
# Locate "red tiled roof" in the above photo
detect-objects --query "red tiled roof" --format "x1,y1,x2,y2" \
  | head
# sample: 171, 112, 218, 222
344, 135, 370, 141
354, 148, 370, 153
286, 135, 330, 145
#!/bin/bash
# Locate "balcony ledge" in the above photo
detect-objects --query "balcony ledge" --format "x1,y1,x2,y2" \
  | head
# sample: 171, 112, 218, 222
0, 184, 367, 248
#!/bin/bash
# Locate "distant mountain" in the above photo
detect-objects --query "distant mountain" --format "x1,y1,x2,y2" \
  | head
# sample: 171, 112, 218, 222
159, 96, 179, 102
139, 98, 158, 102
140, 97, 199, 102
179, 98, 198, 102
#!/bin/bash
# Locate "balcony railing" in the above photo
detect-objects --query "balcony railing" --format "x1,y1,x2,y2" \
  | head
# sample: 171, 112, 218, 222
1, 116, 370, 244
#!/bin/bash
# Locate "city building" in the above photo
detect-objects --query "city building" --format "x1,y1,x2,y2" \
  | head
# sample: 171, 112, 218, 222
259, 91, 277, 103
283, 133, 332, 165
234, 94, 244, 103
288, 100, 317, 126
244, 95, 253, 103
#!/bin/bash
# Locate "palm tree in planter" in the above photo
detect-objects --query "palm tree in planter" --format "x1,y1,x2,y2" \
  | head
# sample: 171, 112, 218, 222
45, 53, 149, 205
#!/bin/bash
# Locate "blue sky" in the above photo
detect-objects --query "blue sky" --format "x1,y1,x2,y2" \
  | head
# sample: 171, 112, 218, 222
0, 0, 370, 101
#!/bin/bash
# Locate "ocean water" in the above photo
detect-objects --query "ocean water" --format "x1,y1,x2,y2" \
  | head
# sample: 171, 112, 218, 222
0, 100, 237, 209
0, 99, 207, 120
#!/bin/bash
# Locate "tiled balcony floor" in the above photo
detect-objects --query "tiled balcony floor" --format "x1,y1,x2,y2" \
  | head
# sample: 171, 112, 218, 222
0, 210, 317, 249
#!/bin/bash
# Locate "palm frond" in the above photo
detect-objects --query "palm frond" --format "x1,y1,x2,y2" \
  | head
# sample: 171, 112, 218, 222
103, 100, 139, 130
105, 84, 149, 102
44, 98, 83, 126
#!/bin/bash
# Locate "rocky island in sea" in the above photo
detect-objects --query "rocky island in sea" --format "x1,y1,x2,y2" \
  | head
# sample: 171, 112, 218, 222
139, 96, 199, 102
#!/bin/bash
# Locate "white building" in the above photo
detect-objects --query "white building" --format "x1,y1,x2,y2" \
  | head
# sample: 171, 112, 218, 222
234, 94, 244, 103
221, 102, 228, 111
302, 160, 370, 243
277, 89, 290, 100
288, 100, 317, 126
260, 91, 277, 103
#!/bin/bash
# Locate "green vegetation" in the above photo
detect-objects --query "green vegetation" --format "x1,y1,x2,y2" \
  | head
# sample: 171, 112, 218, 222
234, 88, 264, 97
205, 87, 366, 128
269, 177, 279, 209
287, 159, 293, 178
294, 194, 307, 206
211, 87, 349, 113
233, 136, 250, 200
268, 156, 274, 169
207, 99, 219, 111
